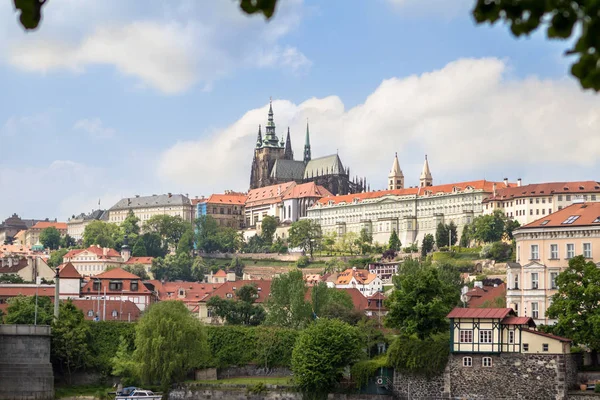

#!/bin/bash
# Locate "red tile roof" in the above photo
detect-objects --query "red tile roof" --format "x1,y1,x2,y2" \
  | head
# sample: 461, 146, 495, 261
70, 299, 141, 321
447, 307, 514, 319
522, 328, 572, 342
207, 193, 247, 205
335, 288, 368, 310
204, 280, 271, 304
520, 203, 600, 229
0, 258, 29, 274
30, 221, 67, 230
246, 182, 296, 207
282, 182, 333, 200
58, 262, 82, 279
0, 285, 55, 298
336, 268, 377, 285
502, 316, 535, 326
151, 281, 222, 303
125, 257, 153, 265
484, 181, 600, 202
464, 283, 506, 308
191, 198, 208, 205
64, 246, 121, 259
95, 268, 140, 280
317, 180, 512, 206
214, 270, 227, 277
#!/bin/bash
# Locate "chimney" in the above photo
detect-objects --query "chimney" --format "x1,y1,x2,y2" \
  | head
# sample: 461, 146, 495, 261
503, 178, 508, 187
168, 193, 172, 198
492, 182, 497, 197
517, 178, 522, 187
103, 247, 108, 256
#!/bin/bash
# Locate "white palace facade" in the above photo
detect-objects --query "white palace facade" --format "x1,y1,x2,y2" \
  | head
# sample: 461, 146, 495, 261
306, 155, 516, 246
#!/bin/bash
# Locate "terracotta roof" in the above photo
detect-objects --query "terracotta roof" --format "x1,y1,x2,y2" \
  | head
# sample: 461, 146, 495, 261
246, 182, 296, 207
502, 316, 535, 326
447, 307, 514, 319
207, 193, 246, 205
522, 328, 572, 342
30, 221, 67, 230
0, 258, 29, 274
191, 198, 208, 205
337, 288, 368, 310
204, 280, 271, 303
368, 292, 386, 301
64, 246, 121, 259
125, 257, 153, 264
336, 268, 377, 285
95, 268, 140, 280
58, 262, 82, 279
70, 299, 141, 321
317, 180, 512, 206
214, 270, 227, 277
282, 182, 333, 200
0, 244, 31, 254
484, 181, 600, 202
519, 203, 600, 229
153, 281, 222, 303
0, 285, 55, 298
465, 283, 506, 308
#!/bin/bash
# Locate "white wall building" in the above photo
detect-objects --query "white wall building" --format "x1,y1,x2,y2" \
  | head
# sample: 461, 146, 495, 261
108, 193, 193, 225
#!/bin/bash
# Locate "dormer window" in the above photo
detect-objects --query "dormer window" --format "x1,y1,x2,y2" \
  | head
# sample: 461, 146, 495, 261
109, 280, 123, 291
131, 280, 139, 291
178, 288, 185, 297
93, 281, 101, 292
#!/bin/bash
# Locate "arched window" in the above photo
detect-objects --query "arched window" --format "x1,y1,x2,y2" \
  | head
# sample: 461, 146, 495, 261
87, 310, 94, 317
111, 310, 118, 318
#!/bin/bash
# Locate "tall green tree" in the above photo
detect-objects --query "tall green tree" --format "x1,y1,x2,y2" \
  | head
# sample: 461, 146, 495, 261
122, 263, 150, 280
504, 219, 521, 240
385, 265, 460, 339
260, 215, 278, 245
448, 221, 458, 246
151, 253, 193, 281
471, 209, 507, 243
216, 227, 242, 253
48, 248, 69, 268
51, 300, 90, 384
176, 228, 195, 255
131, 237, 148, 257
266, 269, 313, 329
195, 215, 220, 253
133, 301, 210, 391
143, 215, 189, 249
83, 220, 120, 249
547, 256, 600, 360
388, 229, 401, 251
288, 219, 322, 258
358, 228, 373, 255
5, 295, 53, 325
60, 234, 76, 248
421, 233, 435, 257
120, 210, 141, 243
139, 232, 167, 258
292, 319, 363, 398
207, 284, 266, 326
39, 227, 61, 250
435, 222, 449, 248
459, 223, 472, 247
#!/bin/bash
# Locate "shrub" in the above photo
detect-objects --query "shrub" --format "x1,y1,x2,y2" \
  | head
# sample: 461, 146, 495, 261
387, 333, 450, 377
247, 382, 267, 395
87, 322, 136, 375
296, 255, 310, 268
350, 356, 388, 388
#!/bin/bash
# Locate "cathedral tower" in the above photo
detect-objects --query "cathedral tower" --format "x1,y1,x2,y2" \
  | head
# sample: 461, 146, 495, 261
388, 153, 404, 190
303, 121, 312, 164
419, 155, 433, 187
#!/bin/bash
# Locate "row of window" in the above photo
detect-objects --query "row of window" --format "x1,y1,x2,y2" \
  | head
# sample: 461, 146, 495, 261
463, 357, 493, 367
528, 243, 592, 261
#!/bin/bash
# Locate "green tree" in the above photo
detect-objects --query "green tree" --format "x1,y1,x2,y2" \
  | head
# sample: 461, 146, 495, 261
504, 219, 521, 240
122, 263, 150, 280
459, 223, 472, 247
51, 300, 90, 384
229, 257, 245, 278
133, 301, 210, 391
471, 209, 507, 243
131, 237, 148, 257
358, 228, 373, 255
385, 265, 460, 339
176, 228, 195, 255
139, 232, 167, 258
421, 233, 435, 257
435, 222, 449, 248
547, 256, 600, 360
121, 210, 140, 235
39, 227, 61, 250
83, 220, 120, 249
5, 295, 53, 325
143, 215, 189, 249
288, 219, 322, 258
0, 274, 26, 283
448, 221, 458, 246
3, 235, 14, 245
322, 231, 337, 255
60, 234, 76, 248
207, 284, 266, 325
48, 248, 69, 268
216, 227, 242, 253
195, 215, 220, 253
151, 253, 193, 281
191, 257, 207, 282
266, 269, 312, 329
388, 229, 401, 251
292, 319, 363, 398
260, 215, 278, 245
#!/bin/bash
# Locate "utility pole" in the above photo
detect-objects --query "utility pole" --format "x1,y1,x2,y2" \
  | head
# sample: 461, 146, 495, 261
103, 286, 107, 321
53, 267, 60, 320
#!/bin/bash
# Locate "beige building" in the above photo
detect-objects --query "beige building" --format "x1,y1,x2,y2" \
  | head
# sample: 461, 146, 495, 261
0, 256, 55, 282
508, 202, 600, 325
199, 280, 271, 324
204, 192, 246, 229
63, 245, 125, 276
108, 193, 193, 225
67, 210, 108, 241
24, 221, 67, 247
483, 181, 600, 226
307, 157, 514, 246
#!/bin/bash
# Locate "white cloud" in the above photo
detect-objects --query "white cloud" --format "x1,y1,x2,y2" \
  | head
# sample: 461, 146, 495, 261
3, 0, 309, 93
1, 111, 55, 137
157, 57, 600, 193
73, 118, 116, 139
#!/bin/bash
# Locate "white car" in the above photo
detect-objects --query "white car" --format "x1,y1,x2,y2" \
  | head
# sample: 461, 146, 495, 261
115, 388, 162, 399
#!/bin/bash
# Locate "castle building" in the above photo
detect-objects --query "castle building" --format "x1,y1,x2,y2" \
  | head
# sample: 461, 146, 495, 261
249, 100, 366, 195
388, 153, 404, 190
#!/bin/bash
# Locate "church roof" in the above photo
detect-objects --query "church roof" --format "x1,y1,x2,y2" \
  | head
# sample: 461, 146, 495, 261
270, 159, 306, 181
246, 181, 296, 207
389, 153, 403, 177
282, 182, 333, 200
420, 156, 432, 180
303, 155, 345, 179
110, 194, 191, 210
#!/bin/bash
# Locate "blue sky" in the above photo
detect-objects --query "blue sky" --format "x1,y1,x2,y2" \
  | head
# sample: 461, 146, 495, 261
0, 0, 598, 221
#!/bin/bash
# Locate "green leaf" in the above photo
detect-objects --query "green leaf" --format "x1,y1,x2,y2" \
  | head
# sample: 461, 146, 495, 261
239, 0, 278, 19
14, 0, 45, 30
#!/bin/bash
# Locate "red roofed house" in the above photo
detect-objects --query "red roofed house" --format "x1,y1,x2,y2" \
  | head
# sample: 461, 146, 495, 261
203, 192, 247, 229
80, 267, 157, 311
124, 257, 155, 279
198, 280, 271, 324
463, 281, 506, 308
71, 299, 141, 322
58, 262, 83, 299
0, 284, 55, 309
307, 160, 516, 248
63, 245, 124, 277
149, 280, 222, 313
24, 220, 67, 247
0, 254, 55, 282
335, 267, 383, 297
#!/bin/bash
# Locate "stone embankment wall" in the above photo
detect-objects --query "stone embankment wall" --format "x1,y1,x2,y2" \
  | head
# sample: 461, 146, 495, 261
0, 324, 54, 400
169, 387, 393, 400
393, 353, 579, 400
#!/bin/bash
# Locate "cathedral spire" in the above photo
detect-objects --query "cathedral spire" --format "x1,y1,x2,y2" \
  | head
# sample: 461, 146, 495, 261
420, 154, 433, 187
388, 152, 404, 190
255, 125, 262, 148
303, 120, 312, 164
284, 127, 294, 160
263, 97, 283, 148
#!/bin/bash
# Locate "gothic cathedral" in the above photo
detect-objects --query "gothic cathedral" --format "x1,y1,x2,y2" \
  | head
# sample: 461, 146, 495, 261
249, 100, 367, 195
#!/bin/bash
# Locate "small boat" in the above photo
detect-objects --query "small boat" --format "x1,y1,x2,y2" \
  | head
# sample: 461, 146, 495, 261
113, 387, 162, 399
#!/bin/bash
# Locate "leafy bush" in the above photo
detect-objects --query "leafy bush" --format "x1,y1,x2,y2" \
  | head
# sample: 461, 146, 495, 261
350, 356, 388, 388
296, 255, 310, 268
348, 257, 374, 269
387, 333, 450, 377
479, 241, 513, 262
247, 382, 267, 395
87, 322, 136, 375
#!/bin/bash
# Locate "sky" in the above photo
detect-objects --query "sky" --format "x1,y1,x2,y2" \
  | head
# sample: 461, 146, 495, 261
0, 0, 598, 221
